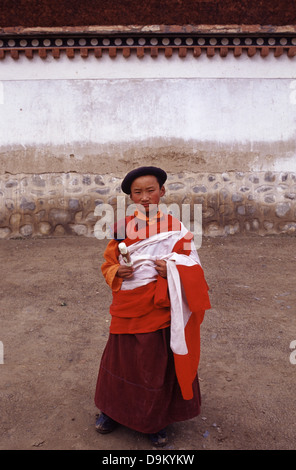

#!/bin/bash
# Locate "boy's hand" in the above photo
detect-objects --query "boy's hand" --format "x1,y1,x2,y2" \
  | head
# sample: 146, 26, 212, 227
155, 260, 167, 278
116, 265, 134, 279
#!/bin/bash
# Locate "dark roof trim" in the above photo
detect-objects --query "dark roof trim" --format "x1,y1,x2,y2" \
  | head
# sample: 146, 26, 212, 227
1, 25, 296, 60
0, 0, 296, 27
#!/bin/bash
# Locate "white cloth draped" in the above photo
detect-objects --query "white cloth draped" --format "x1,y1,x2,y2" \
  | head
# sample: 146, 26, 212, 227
118, 226, 201, 355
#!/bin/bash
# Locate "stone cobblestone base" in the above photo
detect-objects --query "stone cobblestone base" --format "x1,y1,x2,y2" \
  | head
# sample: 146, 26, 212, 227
0, 171, 296, 239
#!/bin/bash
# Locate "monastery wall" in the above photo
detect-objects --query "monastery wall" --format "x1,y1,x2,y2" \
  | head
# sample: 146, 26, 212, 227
0, 51, 296, 238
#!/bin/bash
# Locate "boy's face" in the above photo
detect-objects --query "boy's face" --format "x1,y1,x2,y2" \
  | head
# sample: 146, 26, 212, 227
130, 175, 165, 214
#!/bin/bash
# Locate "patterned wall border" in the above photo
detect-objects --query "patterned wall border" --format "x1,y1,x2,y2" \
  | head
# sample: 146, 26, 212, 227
1, 28, 296, 59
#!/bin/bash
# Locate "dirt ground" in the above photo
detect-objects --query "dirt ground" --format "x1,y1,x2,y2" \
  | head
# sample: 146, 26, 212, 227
0, 233, 296, 451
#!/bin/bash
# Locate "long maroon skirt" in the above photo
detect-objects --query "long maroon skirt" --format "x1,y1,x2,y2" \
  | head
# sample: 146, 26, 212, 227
94, 327, 201, 434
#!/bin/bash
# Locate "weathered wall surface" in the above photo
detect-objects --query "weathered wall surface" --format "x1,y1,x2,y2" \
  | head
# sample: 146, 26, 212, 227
0, 53, 296, 238
1, 170, 296, 239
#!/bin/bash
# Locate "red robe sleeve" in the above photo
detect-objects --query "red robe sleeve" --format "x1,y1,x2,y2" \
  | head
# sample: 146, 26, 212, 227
101, 240, 123, 292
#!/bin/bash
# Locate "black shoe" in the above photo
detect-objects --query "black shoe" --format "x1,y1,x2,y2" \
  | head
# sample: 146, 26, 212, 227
149, 429, 168, 447
95, 412, 118, 434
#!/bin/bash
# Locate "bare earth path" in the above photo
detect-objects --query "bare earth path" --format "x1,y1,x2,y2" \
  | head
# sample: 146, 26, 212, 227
0, 234, 295, 450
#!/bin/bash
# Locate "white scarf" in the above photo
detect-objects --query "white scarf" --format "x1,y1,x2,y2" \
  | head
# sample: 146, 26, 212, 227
118, 229, 201, 355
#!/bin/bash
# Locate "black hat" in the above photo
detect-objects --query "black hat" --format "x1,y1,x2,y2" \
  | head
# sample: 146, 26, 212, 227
121, 166, 167, 194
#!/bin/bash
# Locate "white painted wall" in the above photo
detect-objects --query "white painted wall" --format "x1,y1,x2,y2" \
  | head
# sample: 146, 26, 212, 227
0, 77, 295, 145
0, 52, 296, 172
1, 51, 296, 80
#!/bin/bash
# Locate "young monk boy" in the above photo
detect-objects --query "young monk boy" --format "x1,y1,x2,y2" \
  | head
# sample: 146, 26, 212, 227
94, 166, 210, 447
